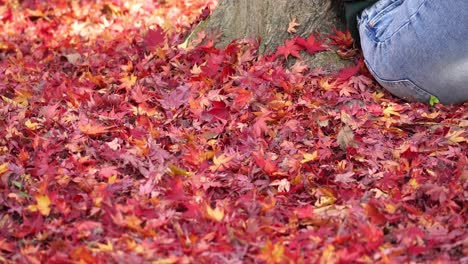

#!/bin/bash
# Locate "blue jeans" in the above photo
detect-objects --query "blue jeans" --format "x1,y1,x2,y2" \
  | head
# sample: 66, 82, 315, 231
358, 0, 468, 104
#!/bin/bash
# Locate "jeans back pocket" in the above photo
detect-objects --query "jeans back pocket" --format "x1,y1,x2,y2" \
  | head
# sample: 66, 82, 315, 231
366, 0, 405, 42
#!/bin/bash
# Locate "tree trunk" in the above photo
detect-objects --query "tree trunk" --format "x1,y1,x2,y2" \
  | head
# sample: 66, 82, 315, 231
191, 0, 349, 71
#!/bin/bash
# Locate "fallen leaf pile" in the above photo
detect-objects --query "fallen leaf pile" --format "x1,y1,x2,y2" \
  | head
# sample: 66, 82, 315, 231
0, 1, 466, 263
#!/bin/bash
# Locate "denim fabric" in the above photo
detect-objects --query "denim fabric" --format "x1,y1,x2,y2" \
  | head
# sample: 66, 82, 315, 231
358, 0, 468, 104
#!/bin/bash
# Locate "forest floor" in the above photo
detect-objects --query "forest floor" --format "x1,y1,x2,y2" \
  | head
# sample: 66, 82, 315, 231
0, 1, 466, 263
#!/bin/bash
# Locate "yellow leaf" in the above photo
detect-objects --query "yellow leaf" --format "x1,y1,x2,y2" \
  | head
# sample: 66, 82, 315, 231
300, 151, 318, 164
205, 204, 224, 222
25, 120, 41, 130
383, 105, 400, 117
320, 245, 336, 264
314, 187, 337, 208
314, 196, 336, 208
131, 104, 160, 117
126, 239, 146, 254
445, 129, 466, 144
152, 257, 178, 264
29, 194, 51, 216
168, 164, 192, 177
0, 42, 8, 50
319, 77, 338, 91
126, 215, 143, 231
0, 163, 9, 175
385, 203, 398, 214
14, 90, 32, 107
372, 91, 385, 101
1, 95, 24, 108
120, 74, 137, 90
258, 240, 285, 264
408, 178, 419, 189
90, 240, 113, 252
210, 153, 235, 172
78, 122, 113, 136
1, 90, 33, 108
421, 111, 440, 119
154, 46, 167, 60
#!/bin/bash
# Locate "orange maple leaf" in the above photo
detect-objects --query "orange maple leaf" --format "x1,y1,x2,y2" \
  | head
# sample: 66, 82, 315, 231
328, 27, 354, 49
78, 122, 113, 136
258, 240, 286, 264
119, 74, 137, 91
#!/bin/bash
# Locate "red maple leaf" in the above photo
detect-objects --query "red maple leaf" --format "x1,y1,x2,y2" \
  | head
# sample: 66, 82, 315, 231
3, 1, 467, 260
165, 177, 187, 201
253, 150, 279, 176
40, 103, 60, 121
131, 84, 151, 104
206, 101, 230, 121
335, 60, 363, 82
295, 205, 314, 219
296, 34, 329, 55
275, 38, 302, 60
328, 27, 354, 49
143, 26, 166, 49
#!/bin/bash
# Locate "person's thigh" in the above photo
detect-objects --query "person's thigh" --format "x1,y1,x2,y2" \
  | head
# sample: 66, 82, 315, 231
358, 0, 468, 104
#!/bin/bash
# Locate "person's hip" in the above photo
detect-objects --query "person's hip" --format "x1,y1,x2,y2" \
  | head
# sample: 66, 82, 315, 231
358, 0, 468, 104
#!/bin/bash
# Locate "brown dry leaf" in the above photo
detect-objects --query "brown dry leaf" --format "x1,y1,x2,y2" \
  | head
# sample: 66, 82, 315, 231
63, 53, 82, 65
337, 125, 355, 150
340, 111, 358, 129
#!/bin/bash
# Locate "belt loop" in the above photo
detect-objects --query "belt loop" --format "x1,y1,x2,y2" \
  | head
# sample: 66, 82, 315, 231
358, 8, 368, 25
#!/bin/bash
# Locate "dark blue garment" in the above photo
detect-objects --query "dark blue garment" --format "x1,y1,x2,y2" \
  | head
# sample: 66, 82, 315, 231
343, 0, 379, 43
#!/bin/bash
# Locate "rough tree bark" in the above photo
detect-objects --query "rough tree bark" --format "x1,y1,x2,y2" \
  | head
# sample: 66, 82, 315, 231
190, 0, 349, 71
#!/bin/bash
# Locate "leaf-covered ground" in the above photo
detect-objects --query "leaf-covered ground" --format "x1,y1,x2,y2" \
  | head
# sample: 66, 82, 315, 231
0, 1, 467, 263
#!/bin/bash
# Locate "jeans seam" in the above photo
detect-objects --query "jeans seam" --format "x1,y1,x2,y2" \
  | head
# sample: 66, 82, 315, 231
367, 0, 430, 44
364, 59, 435, 99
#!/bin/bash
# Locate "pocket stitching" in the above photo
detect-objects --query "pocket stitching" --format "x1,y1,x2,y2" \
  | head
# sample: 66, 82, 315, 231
366, 0, 429, 43
367, 0, 404, 28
